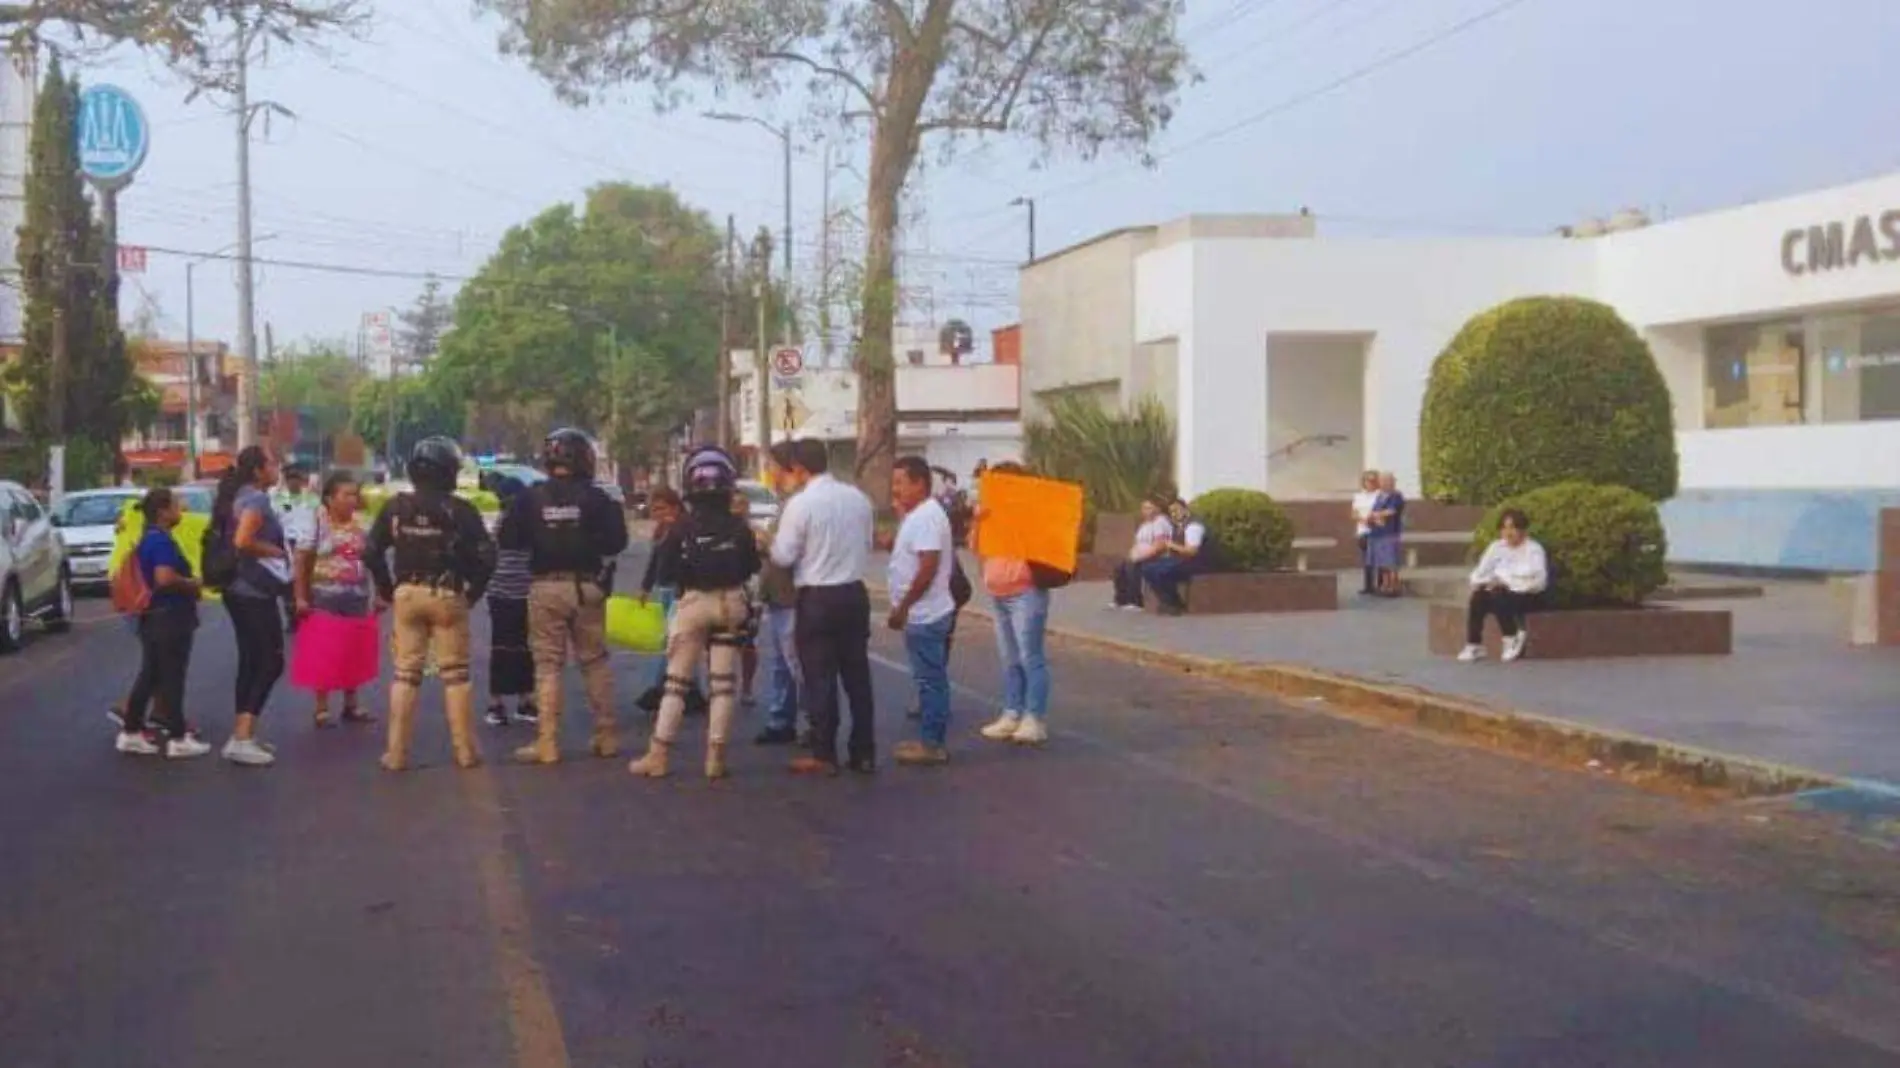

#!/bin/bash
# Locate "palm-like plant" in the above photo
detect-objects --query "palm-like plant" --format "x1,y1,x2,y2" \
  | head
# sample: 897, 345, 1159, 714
1024, 393, 1176, 513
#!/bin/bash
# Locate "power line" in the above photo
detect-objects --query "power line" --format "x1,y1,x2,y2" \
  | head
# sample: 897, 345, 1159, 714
971, 0, 1539, 216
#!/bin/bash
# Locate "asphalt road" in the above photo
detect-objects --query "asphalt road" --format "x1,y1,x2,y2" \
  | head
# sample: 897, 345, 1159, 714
1, 581, 1898, 1067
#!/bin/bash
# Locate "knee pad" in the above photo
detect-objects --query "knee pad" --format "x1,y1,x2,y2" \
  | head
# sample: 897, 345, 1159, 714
662, 673, 695, 696
439, 665, 472, 685
392, 670, 424, 687
707, 670, 738, 698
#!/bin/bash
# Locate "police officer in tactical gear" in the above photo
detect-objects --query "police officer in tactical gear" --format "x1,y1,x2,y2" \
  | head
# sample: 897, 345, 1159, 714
365, 436, 497, 771
628, 446, 761, 780
501, 427, 630, 764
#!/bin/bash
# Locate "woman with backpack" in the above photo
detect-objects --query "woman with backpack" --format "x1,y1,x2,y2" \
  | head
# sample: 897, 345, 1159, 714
290, 471, 380, 728
208, 445, 289, 767
971, 461, 1054, 746
114, 488, 212, 759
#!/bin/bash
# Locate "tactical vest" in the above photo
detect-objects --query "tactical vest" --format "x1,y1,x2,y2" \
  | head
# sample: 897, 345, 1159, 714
676, 510, 756, 592
527, 479, 596, 575
390, 492, 462, 586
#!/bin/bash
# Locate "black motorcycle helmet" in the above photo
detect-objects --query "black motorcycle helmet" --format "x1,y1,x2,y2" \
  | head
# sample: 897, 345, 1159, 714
409, 436, 462, 492
680, 444, 738, 502
542, 427, 596, 481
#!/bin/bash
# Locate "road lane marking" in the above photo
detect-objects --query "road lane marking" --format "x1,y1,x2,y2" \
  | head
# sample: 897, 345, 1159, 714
458, 768, 572, 1068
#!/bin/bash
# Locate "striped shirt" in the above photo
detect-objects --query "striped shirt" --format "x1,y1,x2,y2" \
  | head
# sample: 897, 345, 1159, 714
489, 548, 532, 601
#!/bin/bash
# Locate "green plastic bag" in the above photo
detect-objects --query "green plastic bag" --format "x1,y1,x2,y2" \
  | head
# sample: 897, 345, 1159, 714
604, 595, 667, 653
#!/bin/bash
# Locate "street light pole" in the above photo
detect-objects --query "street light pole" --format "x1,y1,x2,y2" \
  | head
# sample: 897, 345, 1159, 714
704, 110, 795, 344
1010, 196, 1037, 263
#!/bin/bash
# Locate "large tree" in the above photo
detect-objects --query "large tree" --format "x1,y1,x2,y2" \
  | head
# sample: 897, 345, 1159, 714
478, 0, 1192, 504
260, 339, 362, 446
6, 1, 363, 88
430, 182, 724, 474
397, 275, 451, 365
5, 56, 135, 466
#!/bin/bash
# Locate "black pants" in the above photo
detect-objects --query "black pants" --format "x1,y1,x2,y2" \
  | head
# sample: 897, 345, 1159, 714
794, 581, 876, 765
1358, 535, 1373, 593
125, 608, 197, 739
488, 598, 535, 698
1466, 587, 1536, 643
1112, 560, 1145, 607
225, 594, 286, 718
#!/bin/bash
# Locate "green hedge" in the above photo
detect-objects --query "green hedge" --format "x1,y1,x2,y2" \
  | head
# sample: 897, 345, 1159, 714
1471, 482, 1667, 608
1420, 296, 1677, 505
1188, 488, 1293, 573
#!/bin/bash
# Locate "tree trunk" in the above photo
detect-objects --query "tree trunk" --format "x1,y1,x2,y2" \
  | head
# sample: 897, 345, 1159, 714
853, 122, 909, 510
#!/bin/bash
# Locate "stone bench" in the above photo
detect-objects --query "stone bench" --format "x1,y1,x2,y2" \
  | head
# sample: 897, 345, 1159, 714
1291, 536, 1338, 572
1402, 531, 1472, 569
1146, 570, 1338, 615
1426, 600, 1732, 659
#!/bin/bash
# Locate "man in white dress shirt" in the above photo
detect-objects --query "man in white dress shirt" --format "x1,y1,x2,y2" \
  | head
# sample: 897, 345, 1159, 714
768, 438, 877, 775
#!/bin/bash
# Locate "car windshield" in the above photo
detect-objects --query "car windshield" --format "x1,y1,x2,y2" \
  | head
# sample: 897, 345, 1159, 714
739, 483, 776, 508
176, 488, 214, 513
58, 495, 136, 526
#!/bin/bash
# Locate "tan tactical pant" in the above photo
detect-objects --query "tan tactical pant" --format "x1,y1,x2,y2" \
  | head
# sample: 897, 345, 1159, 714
383, 585, 478, 771
517, 577, 616, 763
652, 588, 750, 749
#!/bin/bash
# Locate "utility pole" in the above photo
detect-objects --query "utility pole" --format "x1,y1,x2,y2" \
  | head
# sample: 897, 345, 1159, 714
755, 264, 770, 478
780, 127, 793, 346
232, 17, 261, 450
818, 141, 832, 367
715, 213, 734, 451
184, 262, 198, 476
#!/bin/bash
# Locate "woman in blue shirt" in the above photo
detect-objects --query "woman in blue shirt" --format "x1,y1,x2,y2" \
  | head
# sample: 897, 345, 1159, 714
215, 445, 290, 767
117, 488, 212, 759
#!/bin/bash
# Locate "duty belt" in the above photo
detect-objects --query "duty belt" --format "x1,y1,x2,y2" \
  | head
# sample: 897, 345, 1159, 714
396, 571, 466, 593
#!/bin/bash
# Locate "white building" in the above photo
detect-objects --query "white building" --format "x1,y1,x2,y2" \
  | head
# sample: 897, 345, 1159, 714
1024, 173, 1900, 571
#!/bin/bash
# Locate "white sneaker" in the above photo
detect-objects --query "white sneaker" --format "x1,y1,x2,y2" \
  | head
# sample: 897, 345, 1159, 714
222, 737, 276, 767
980, 711, 1023, 740
167, 735, 212, 759
116, 731, 160, 756
1456, 644, 1486, 663
1501, 632, 1528, 663
1010, 716, 1049, 746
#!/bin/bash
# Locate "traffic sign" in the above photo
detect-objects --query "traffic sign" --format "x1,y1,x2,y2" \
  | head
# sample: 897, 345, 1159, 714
771, 345, 804, 379
76, 85, 149, 187
117, 245, 147, 274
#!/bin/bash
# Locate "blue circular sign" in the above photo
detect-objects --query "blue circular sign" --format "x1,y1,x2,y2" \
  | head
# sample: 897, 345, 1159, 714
76, 84, 149, 186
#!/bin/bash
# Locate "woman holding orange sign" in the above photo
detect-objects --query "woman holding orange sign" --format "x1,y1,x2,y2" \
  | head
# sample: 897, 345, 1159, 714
971, 462, 1070, 746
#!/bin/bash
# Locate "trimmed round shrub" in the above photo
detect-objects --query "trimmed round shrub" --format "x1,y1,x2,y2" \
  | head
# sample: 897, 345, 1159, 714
1188, 488, 1293, 573
1420, 296, 1677, 505
1471, 482, 1668, 609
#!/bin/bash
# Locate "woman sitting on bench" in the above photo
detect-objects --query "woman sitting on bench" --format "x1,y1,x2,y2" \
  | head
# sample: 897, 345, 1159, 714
1458, 508, 1548, 663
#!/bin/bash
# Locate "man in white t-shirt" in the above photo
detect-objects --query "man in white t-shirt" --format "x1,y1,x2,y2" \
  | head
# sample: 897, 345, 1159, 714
1112, 495, 1174, 610
887, 456, 957, 766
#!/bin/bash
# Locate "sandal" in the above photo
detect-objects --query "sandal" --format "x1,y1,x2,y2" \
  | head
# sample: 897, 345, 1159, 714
340, 701, 374, 725
313, 707, 336, 729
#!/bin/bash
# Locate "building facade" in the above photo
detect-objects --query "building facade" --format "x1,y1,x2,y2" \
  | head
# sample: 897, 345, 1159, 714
1028, 173, 1900, 570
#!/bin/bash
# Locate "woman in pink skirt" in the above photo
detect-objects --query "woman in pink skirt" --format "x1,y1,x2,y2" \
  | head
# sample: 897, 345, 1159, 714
292, 471, 382, 727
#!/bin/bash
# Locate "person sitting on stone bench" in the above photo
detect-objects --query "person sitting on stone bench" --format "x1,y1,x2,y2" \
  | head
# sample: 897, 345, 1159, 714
1143, 498, 1208, 616
1458, 508, 1548, 663
1111, 495, 1174, 611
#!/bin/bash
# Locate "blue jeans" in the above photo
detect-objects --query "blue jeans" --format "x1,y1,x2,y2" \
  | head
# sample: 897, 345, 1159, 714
904, 612, 954, 746
992, 587, 1051, 717
1140, 556, 1196, 610
758, 604, 802, 731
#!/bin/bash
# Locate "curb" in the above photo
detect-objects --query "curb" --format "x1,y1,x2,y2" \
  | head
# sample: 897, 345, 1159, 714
930, 595, 1844, 800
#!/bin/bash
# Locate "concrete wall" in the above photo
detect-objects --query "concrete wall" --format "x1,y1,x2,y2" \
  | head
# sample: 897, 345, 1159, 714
1019, 228, 1155, 418
1265, 334, 1366, 498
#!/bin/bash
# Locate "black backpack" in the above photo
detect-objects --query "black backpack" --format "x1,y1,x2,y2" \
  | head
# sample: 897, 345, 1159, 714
200, 511, 240, 591
1029, 561, 1074, 590
949, 558, 973, 607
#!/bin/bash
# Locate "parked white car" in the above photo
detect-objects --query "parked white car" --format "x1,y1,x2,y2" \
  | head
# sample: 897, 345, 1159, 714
50, 488, 141, 591
0, 480, 72, 652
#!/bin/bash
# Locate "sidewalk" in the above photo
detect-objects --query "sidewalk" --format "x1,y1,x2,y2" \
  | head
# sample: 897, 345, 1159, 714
873, 555, 1899, 787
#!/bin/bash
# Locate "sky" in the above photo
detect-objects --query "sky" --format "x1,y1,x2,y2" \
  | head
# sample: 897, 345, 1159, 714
86, 0, 1900, 358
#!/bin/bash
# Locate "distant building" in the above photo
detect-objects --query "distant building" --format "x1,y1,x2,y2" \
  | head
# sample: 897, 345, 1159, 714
121, 339, 242, 476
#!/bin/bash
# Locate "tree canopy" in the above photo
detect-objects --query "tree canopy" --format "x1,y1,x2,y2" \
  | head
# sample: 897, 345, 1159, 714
7, 1, 364, 88
430, 182, 724, 473
476, 0, 1193, 504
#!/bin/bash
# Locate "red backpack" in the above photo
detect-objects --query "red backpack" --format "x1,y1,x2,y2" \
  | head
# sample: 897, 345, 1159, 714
110, 552, 152, 616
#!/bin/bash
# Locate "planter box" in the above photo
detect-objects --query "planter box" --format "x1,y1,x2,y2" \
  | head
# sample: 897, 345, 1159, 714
1427, 600, 1732, 659
1093, 512, 1141, 556
1074, 552, 1122, 583
1147, 571, 1338, 615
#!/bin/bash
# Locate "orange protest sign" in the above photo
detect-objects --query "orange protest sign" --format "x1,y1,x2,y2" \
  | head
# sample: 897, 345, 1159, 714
975, 471, 1083, 573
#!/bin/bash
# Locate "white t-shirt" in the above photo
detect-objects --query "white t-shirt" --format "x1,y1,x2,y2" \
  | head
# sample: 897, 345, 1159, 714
1351, 489, 1379, 537
1132, 515, 1173, 558
1182, 521, 1206, 550
889, 497, 956, 626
